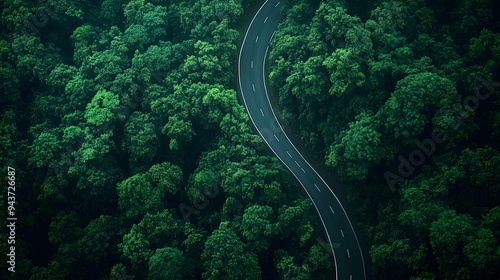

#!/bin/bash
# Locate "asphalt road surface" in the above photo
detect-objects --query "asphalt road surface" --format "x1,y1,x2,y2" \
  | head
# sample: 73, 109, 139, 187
237, 1, 367, 279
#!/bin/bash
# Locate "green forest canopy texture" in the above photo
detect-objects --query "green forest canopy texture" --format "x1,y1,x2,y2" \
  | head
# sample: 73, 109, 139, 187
0, 0, 499, 279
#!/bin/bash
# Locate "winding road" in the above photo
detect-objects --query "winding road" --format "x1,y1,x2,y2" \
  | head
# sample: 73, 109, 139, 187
237, 1, 367, 279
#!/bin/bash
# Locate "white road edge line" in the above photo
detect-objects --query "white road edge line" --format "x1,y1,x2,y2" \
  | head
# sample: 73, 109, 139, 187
347, 249, 351, 258
329, 205, 335, 214
286, 151, 292, 158
264, 16, 268, 23
340, 229, 345, 238
260, 109, 265, 117
261, 34, 367, 280
314, 183, 321, 192
237, 2, 356, 280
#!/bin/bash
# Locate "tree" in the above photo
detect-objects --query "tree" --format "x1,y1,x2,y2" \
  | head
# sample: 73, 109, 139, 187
133, 210, 184, 248
79, 215, 121, 264
182, 40, 222, 84
119, 226, 152, 267
131, 41, 184, 82
376, 72, 462, 144
84, 89, 122, 127
81, 48, 129, 85
37, 175, 68, 211
119, 210, 184, 268
201, 222, 260, 280
463, 227, 499, 273
109, 263, 135, 280
122, 112, 159, 171
275, 249, 301, 279
117, 173, 163, 220
123, 24, 150, 51
326, 111, 390, 180
0, 0, 346, 279
0, 39, 20, 104
62, 125, 85, 146
285, 56, 328, 101
241, 204, 274, 246
323, 48, 365, 95
162, 115, 195, 151
148, 247, 186, 280
459, 147, 500, 198
429, 210, 475, 279
451, 0, 496, 38
467, 29, 500, 66
201, 86, 239, 125
28, 129, 62, 168
46, 63, 77, 91
63, 74, 96, 114
70, 24, 99, 66
275, 199, 314, 244
141, 4, 169, 42
482, 206, 500, 238
48, 211, 82, 246
99, 0, 125, 24
66, 129, 122, 194
146, 161, 183, 196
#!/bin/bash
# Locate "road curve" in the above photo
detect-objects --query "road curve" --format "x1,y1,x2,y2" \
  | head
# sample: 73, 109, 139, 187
237, 1, 367, 279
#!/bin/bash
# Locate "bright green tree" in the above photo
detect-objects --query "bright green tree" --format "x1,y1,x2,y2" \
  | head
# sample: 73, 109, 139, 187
201, 223, 261, 280
117, 173, 163, 220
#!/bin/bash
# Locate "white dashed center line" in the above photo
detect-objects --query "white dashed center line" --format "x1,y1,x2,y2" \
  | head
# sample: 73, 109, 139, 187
275, 1, 280, 7
295, 161, 301, 168
273, 134, 279, 142
314, 183, 321, 192
329, 205, 335, 214
252, 84, 255, 92
347, 249, 351, 258
340, 229, 344, 238
264, 16, 268, 23
286, 151, 292, 158
255, 36, 259, 43
301, 168, 306, 173
260, 109, 264, 117
251, 61, 253, 68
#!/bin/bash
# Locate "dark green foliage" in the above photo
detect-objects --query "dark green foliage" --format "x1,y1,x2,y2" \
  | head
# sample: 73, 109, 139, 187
201, 222, 261, 280
0, 0, 332, 279
148, 247, 186, 280
270, 0, 500, 279
3, 0, 498, 279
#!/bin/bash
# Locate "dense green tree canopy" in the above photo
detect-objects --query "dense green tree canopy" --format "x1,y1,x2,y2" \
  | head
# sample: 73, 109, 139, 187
269, 0, 500, 279
201, 223, 261, 280
1, 0, 498, 279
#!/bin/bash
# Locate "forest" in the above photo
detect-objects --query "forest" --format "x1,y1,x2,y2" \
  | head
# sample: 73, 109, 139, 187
0, 0, 498, 279
268, 0, 500, 279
